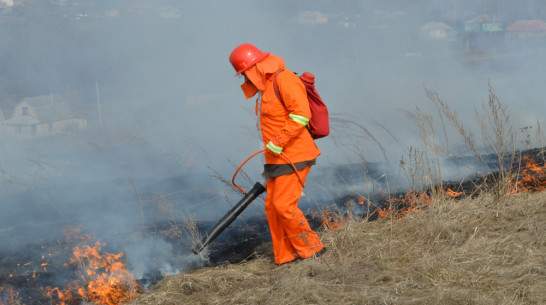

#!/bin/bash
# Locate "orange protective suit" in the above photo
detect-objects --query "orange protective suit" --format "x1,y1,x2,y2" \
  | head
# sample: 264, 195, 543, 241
241, 54, 324, 264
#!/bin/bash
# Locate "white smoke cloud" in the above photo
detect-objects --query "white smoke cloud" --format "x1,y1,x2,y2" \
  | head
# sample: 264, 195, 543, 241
1, 0, 545, 282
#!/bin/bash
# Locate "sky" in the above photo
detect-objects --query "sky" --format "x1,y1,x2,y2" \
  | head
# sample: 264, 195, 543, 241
0, 0, 545, 279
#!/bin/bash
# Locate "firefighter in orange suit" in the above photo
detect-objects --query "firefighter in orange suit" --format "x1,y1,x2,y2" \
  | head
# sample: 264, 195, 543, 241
229, 43, 325, 265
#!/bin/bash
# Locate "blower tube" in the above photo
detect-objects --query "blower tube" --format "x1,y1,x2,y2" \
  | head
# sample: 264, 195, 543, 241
192, 181, 266, 254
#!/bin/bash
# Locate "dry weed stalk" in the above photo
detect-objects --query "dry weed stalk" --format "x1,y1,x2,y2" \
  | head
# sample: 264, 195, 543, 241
180, 213, 207, 261
536, 121, 545, 148
127, 171, 145, 227
399, 147, 427, 192
330, 113, 388, 162
418, 84, 541, 201
476, 81, 516, 198
424, 88, 483, 164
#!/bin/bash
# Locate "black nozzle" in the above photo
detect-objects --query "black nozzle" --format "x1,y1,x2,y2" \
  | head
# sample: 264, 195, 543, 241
192, 181, 266, 254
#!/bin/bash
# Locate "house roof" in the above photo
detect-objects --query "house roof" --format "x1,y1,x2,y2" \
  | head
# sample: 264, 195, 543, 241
20, 94, 75, 122
465, 14, 501, 24
506, 20, 546, 32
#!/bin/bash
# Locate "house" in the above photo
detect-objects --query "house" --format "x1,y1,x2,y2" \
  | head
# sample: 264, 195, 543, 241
464, 14, 504, 33
419, 22, 453, 40
157, 6, 180, 19
297, 11, 328, 25
463, 14, 505, 51
3, 94, 86, 138
505, 20, 546, 40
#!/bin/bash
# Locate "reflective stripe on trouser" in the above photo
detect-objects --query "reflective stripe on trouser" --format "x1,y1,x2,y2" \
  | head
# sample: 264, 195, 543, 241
265, 166, 324, 264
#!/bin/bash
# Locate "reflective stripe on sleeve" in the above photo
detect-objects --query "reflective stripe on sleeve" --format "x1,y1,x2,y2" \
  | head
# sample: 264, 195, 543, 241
267, 141, 283, 154
289, 113, 309, 126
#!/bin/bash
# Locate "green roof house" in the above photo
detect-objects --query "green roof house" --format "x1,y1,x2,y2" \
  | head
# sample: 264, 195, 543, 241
464, 14, 504, 33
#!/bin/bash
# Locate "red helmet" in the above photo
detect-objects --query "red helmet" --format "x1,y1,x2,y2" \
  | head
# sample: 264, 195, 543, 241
229, 43, 270, 75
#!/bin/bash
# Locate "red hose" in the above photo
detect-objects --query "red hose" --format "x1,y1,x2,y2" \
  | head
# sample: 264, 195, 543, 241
232, 149, 305, 194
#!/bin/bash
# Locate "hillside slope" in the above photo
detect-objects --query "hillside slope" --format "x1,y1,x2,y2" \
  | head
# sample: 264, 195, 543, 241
131, 191, 545, 305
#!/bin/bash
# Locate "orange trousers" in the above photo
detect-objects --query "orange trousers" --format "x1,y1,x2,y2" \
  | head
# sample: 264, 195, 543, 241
265, 166, 324, 264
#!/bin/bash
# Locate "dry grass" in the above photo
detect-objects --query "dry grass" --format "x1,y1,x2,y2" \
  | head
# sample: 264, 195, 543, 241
129, 191, 545, 305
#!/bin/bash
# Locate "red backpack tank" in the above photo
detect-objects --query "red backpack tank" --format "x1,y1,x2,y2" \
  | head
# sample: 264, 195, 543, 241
273, 70, 330, 139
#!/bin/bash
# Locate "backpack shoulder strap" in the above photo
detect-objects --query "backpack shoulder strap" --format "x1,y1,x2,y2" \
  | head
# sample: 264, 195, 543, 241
273, 69, 285, 107
273, 69, 313, 136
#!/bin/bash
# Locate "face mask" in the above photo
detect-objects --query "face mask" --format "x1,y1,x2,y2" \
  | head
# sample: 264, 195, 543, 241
240, 79, 259, 99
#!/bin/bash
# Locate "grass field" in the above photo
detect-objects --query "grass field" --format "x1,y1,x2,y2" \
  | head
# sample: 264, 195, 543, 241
129, 187, 545, 305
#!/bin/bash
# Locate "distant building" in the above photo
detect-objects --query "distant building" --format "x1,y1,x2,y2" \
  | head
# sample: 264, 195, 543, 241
297, 11, 328, 25
157, 6, 180, 19
505, 20, 546, 40
125, 1, 180, 19
333, 12, 360, 29
464, 14, 504, 33
3, 94, 86, 138
463, 14, 505, 51
419, 22, 454, 40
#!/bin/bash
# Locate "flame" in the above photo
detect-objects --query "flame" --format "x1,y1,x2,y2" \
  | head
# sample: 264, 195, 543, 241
441, 187, 463, 198
0, 286, 22, 305
45, 287, 74, 305
44, 231, 137, 305
519, 156, 546, 191
377, 206, 396, 218
378, 191, 431, 219
377, 156, 546, 219
506, 156, 546, 195
315, 208, 347, 230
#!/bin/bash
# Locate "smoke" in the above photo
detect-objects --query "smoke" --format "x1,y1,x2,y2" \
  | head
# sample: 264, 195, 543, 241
1, 0, 545, 281
0, 0, 13, 7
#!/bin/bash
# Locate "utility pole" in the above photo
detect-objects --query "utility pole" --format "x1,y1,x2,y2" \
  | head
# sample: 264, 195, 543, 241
95, 81, 103, 127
